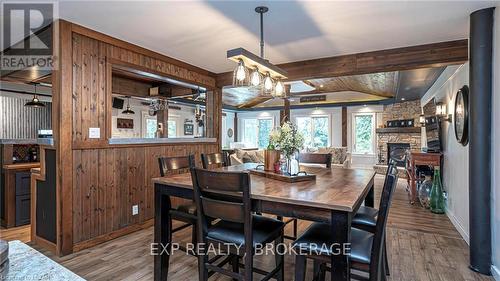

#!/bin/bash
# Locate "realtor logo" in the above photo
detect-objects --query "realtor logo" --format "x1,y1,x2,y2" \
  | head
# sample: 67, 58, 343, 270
1, 2, 56, 71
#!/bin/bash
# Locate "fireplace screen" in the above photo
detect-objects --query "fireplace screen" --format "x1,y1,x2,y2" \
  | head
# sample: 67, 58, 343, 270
387, 143, 410, 166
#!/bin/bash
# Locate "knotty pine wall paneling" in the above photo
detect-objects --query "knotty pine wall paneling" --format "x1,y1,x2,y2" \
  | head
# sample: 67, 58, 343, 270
53, 20, 220, 254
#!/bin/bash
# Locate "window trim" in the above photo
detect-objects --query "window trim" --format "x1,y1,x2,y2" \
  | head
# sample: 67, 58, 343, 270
294, 114, 331, 148
351, 112, 376, 155
241, 117, 274, 148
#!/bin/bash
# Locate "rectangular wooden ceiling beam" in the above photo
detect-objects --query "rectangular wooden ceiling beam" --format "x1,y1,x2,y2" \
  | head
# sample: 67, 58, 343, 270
216, 39, 468, 87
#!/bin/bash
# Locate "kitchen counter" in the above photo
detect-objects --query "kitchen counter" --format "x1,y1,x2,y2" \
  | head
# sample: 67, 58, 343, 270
3, 162, 40, 170
108, 137, 217, 145
0, 240, 84, 281
0, 139, 38, 144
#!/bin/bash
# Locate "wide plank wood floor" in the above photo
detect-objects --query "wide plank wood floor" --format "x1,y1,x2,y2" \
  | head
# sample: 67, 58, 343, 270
0, 175, 493, 281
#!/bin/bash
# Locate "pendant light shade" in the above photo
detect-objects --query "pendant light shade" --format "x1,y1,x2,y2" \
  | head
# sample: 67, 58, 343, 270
274, 80, 285, 97
263, 73, 273, 93
233, 59, 249, 86
250, 67, 262, 87
122, 97, 135, 115
25, 84, 45, 107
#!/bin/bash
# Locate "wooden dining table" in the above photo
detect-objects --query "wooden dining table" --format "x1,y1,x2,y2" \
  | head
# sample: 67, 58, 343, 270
152, 163, 376, 281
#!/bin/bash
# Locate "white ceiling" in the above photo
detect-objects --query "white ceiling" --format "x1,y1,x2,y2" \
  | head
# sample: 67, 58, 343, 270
58, 1, 496, 73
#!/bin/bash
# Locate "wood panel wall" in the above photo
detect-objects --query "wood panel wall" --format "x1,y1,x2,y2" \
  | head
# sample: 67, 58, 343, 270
52, 20, 220, 255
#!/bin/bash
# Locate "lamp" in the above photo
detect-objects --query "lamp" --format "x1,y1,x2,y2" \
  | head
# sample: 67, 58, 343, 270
435, 102, 451, 122
25, 84, 45, 108
274, 79, 285, 97
233, 59, 248, 86
263, 72, 273, 94
250, 67, 262, 87
122, 97, 135, 115
419, 114, 426, 126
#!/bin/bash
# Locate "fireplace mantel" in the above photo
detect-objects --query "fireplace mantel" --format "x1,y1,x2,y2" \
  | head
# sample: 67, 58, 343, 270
376, 127, 421, 134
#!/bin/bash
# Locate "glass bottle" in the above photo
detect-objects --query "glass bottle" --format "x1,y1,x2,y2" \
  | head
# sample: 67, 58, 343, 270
430, 166, 445, 214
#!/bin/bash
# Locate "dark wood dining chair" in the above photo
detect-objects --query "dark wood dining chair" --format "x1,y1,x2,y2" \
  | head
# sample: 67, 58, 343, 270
201, 152, 230, 169
297, 153, 332, 168
158, 155, 198, 250
351, 158, 399, 276
292, 165, 399, 281
190, 167, 285, 281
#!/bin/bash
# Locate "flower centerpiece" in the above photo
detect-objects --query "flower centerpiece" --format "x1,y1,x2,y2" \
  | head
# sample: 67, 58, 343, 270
269, 122, 305, 175
264, 129, 281, 171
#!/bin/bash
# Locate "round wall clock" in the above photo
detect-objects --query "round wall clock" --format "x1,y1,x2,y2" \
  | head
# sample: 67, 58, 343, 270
227, 128, 233, 138
454, 85, 469, 146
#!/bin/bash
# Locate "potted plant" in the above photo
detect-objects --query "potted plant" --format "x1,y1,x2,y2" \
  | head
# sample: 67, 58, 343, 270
272, 122, 305, 175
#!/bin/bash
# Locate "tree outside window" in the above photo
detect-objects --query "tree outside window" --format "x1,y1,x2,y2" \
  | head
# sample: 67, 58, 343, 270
167, 120, 177, 137
242, 118, 273, 149
353, 114, 374, 154
296, 116, 329, 148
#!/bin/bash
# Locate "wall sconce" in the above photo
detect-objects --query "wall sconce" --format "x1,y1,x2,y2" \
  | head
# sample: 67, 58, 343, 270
419, 114, 426, 126
436, 102, 451, 122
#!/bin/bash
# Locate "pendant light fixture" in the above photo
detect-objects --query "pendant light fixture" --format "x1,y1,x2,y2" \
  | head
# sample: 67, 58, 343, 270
227, 6, 287, 96
25, 84, 45, 107
122, 97, 135, 115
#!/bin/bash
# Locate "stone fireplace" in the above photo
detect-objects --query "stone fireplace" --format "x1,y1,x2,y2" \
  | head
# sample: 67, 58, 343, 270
376, 100, 422, 165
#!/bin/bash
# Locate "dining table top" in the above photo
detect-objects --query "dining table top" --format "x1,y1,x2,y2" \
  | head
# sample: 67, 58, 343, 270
152, 163, 376, 212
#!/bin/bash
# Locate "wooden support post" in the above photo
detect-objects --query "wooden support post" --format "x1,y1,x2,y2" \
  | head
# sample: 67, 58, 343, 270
342, 107, 347, 147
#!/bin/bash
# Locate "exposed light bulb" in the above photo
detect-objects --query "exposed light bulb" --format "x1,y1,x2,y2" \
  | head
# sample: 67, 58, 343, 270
264, 73, 273, 93
250, 68, 261, 86
275, 80, 284, 97
236, 60, 246, 82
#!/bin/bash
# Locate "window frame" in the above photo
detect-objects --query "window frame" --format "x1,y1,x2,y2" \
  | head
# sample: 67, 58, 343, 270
294, 114, 331, 148
241, 117, 274, 149
351, 112, 376, 155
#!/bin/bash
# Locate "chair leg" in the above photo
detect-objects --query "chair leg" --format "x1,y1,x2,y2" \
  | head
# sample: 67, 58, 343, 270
244, 248, 253, 281
231, 254, 240, 281
294, 255, 307, 281
274, 233, 284, 281
313, 260, 321, 280
191, 223, 197, 253
197, 249, 209, 281
384, 236, 390, 276
293, 219, 298, 239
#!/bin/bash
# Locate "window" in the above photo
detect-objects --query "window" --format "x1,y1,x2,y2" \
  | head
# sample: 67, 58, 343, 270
242, 118, 273, 148
353, 113, 375, 154
296, 116, 330, 148
142, 114, 157, 138
167, 120, 177, 137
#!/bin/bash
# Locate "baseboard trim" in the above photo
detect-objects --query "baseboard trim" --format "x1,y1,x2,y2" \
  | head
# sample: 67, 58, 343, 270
445, 208, 469, 244
492, 265, 500, 281
72, 219, 154, 253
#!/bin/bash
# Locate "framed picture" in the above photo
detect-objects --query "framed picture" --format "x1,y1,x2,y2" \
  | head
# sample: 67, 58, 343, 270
117, 118, 134, 129
184, 123, 194, 135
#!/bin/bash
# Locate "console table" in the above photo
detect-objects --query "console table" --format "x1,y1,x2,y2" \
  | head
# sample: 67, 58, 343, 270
407, 151, 443, 204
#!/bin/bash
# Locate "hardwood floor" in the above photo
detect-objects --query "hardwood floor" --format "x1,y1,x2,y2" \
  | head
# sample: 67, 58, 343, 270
1, 175, 492, 281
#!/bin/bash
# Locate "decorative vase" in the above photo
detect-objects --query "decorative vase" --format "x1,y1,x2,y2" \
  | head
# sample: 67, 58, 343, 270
429, 167, 445, 214
264, 150, 281, 171
418, 175, 433, 209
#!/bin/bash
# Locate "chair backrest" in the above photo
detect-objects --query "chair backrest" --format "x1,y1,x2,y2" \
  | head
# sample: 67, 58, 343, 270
369, 164, 399, 280
191, 167, 252, 226
158, 154, 195, 176
297, 153, 332, 168
201, 152, 230, 169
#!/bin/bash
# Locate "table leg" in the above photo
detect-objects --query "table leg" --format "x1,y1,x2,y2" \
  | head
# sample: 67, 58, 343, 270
330, 210, 351, 281
364, 178, 375, 208
154, 184, 172, 281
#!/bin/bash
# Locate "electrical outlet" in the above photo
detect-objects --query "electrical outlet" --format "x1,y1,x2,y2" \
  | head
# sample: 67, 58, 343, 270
132, 205, 139, 216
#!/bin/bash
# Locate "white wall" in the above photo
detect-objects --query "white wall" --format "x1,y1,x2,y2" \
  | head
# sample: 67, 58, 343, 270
492, 6, 500, 280
222, 110, 235, 148
420, 63, 470, 243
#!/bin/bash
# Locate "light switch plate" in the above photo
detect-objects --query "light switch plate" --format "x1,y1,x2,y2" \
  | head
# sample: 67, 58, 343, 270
89, 127, 100, 139
132, 205, 139, 216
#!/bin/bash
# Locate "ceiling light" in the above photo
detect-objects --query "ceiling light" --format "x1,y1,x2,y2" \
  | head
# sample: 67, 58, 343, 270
264, 73, 273, 93
25, 84, 45, 108
227, 6, 287, 95
122, 97, 135, 115
250, 67, 262, 87
319, 84, 324, 88
274, 80, 285, 97
401, 98, 406, 101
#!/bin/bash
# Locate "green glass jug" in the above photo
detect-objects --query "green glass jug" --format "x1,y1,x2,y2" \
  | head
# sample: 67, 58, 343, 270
430, 166, 445, 214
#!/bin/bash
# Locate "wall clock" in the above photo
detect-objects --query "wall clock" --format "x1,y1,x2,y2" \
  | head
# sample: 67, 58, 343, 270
227, 128, 233, 138
454, 85, 469, 146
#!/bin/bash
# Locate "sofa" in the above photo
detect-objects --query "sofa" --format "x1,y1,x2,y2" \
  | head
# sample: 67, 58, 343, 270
230, 147, 351, 169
